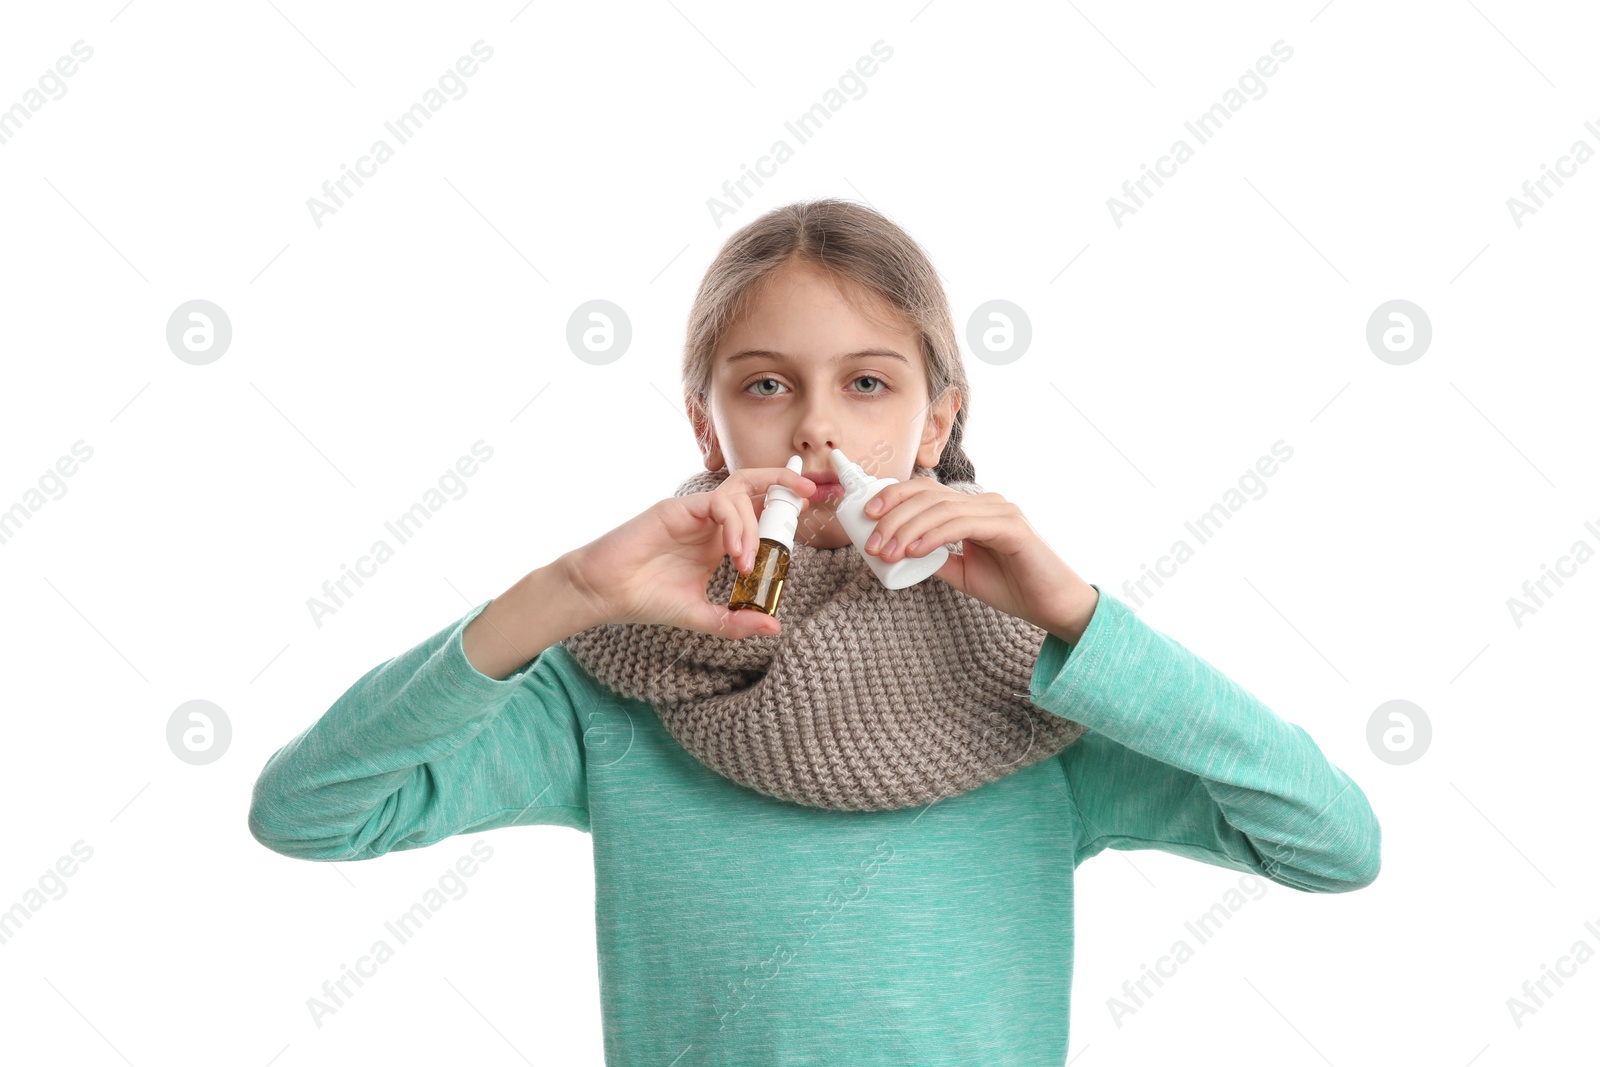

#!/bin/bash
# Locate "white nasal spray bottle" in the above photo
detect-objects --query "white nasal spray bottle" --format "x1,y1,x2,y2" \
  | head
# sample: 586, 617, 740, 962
829, 448, 950, 590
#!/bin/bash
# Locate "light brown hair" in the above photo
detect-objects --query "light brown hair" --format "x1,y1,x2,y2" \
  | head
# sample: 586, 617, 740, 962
682, 198, 976, 483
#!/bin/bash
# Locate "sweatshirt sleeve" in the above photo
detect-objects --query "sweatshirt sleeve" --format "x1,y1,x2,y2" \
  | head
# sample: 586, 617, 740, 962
1028, 585, 1381, 894
247, 600, 591, 861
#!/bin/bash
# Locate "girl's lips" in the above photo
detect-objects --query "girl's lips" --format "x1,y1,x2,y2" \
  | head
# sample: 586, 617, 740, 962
809, 482, 845, 503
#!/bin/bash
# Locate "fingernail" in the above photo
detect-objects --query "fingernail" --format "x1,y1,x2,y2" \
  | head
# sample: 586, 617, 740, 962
883, 538, 898, 557
865, 531, 881, 552
866, 500, 882, 516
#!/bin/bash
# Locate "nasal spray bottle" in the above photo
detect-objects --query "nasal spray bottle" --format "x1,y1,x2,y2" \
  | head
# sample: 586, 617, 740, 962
829, 448, 949, 590
728, 454, 806, 617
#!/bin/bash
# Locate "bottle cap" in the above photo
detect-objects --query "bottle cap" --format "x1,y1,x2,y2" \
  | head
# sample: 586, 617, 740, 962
829, 448, 872, 494
828, 448, 947, 589
756, 454, 805, 549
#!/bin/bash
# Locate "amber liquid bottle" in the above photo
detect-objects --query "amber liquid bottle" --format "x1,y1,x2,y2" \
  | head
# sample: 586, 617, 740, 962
729, 537, 792, 616
729, 454, 805, 617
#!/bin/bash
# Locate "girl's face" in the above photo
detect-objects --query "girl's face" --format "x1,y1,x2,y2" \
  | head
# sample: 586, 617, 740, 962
696, 260, 959, 549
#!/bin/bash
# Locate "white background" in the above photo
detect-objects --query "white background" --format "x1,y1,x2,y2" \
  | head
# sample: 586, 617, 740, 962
1, 1, 1596, 1064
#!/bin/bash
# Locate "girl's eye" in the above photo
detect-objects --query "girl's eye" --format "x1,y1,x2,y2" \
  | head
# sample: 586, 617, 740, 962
744, 376, 888, 397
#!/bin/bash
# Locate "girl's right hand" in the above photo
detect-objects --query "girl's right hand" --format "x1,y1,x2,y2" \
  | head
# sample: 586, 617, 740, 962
561, 466, 817, 640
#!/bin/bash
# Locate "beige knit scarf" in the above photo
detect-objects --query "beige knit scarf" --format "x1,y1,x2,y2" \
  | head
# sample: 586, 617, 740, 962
560, 464, 1088, 812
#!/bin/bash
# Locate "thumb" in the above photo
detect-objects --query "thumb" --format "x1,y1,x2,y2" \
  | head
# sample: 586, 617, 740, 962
690, 601, 781, 640
933, 549, 966, 593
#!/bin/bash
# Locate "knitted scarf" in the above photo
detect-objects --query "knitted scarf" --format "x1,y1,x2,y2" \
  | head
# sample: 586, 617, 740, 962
560, 464, 1088, 812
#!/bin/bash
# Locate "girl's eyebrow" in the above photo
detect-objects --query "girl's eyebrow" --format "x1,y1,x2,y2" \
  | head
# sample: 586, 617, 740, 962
724, 348, 910, 366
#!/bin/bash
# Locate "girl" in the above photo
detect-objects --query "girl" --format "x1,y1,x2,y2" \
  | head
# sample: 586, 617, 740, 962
249, 198, 1381, 1065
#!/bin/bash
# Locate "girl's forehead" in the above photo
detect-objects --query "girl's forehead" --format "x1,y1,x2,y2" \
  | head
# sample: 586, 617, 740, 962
749, 262, 900, 318
721, 293, 915, 354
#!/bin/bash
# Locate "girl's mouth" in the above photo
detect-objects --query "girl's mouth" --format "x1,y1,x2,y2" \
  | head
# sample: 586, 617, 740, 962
809, 482, 845, 503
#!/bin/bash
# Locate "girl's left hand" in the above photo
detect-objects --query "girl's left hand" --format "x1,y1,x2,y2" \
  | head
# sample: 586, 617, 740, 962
862, 479, 1098, 639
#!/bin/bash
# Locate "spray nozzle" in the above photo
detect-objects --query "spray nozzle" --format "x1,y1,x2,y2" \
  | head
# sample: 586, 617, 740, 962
828, 448, 873, 494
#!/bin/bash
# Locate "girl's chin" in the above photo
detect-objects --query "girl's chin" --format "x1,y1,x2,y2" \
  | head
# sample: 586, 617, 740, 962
794, 509, 853, 550
798, 534, 854, 550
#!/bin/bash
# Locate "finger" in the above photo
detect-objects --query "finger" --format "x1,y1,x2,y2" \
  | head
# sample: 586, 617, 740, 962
721, 469, 813, 571
739, 479, 812, 559
861, 476, 940, 520
861, 485, 898, 520
864, 488, 955, 556
727, 465, 818, 504
736, 493, 808, 572
695, 602, 780, 639
757, 492, 813, 517
731, 489, 760, 573
880, 498, 1011, 560
887, 509, 1012, 561
707, 491, 743, 563
769, 464, 819, 500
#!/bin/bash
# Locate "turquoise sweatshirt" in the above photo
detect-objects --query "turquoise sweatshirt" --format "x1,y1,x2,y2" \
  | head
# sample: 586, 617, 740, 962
248, 584, 1380, 1065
